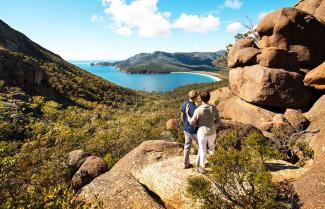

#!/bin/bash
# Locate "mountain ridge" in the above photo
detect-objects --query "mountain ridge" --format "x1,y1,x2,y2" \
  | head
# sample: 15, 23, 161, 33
94, 50, 226, 73
0, 19, 140, 106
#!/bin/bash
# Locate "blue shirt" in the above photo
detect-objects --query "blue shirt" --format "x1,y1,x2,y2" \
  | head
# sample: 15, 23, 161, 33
181, 100, 198, 134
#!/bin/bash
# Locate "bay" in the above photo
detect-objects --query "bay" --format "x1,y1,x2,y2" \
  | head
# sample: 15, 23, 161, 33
71, 61, 219, 92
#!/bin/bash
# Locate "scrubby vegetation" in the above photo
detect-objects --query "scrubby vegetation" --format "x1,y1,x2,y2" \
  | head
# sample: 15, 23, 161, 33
187, 131, 300, 209
0, 78, 227, 208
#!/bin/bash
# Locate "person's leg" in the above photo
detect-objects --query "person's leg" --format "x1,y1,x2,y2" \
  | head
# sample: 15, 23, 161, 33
192, 134, 200, 166
183, 131, 192, 167
207, 134, 216, 155
197, 134, 207, 169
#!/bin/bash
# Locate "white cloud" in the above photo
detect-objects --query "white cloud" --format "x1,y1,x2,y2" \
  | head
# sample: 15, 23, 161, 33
102, 0, 171, 38
173, 13, 220, 33
226, 21, 243, 33
91, 14, 105, 23
116, 26, 133, 36
258, 11, 272, 20
224, 0, 243, 9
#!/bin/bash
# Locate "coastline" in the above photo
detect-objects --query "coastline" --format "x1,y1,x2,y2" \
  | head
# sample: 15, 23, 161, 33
89, 63, 228, 80
193, 71, 229, 80
171, 71, 225, 81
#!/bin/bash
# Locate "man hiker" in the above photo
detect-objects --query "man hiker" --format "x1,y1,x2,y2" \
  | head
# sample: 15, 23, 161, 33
186, 91, 221, 173
181, 90, 198, 169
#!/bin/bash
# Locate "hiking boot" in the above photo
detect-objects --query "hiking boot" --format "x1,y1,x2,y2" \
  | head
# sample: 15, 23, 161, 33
184, 164, 193, 169
197, 168, 205, 174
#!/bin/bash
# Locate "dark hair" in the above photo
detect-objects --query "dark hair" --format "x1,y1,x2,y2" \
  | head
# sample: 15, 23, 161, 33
200, 91, 210, 103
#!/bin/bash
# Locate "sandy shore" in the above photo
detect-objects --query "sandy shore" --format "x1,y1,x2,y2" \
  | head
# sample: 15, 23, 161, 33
193, 71, 229, 80
171, 71, 221, 81
172, 71, 228, 81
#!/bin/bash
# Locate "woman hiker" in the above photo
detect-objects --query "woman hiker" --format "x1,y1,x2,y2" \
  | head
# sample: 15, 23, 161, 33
186, 91, 221, 173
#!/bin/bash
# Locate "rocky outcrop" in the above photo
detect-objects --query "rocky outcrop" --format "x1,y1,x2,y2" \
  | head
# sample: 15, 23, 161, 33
256, 7, 325, 68
304, 61, 325, 90
284, 109, 309, 131
256, 47, 299, 71
217, 96, 293, 133
221, 1, 325, 208
71, 156, 108, 190
77, 171, 165, 209
109, 140, 183, 174
227, 39, 260, 68
0, 49, 44, 87
78, 140, 190, 209
294, 96, 325, 208
135, 155, 200, 209
304, 95, 325, 130
229, 65, 311, 108
295, 0, 325, 23
209, 87, 233, 105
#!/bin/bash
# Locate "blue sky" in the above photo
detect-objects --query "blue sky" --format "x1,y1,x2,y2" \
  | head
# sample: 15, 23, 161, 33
0, 0, 296, 60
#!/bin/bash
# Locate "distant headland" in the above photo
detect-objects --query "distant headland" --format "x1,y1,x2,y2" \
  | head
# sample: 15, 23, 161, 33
91, 50, 225, 74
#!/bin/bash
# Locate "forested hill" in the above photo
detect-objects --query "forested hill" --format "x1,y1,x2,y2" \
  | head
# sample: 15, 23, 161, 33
95, 50, 226, 73
0, 19, 140, 106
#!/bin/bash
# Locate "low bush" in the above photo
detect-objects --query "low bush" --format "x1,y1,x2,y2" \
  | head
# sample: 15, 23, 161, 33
187, 131, 298, 209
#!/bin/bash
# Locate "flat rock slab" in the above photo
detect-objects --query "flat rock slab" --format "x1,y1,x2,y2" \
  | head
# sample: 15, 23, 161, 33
77, 171, 165, 209
135, 155, 201, 209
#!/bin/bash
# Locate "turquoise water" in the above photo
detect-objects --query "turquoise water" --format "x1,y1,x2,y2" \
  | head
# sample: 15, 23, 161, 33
71, 61, 219, 92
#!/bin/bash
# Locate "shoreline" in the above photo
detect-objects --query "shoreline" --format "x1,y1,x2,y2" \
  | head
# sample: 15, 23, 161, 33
86, 63, 228, 80
193, 71, 229, 80
171, 71, 225, 81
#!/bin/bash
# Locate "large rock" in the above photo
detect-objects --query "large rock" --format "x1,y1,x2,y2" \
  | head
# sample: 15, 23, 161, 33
209, 87, 233, 105
256, 47, 299, 71
71, 156, 108, 190
304, 61, 325, 90
256, 7, 325, 68
295, 0, 325, 23
0, 49, 44, 87
77, 171, 164, 209
166, 119, 179, 130
304, 95, 325, 130
109, 140, 183, 174
67, 149, 89, 173
78, 141, 197, 209
228, 39, 260, 68
229, 65, 312, 108
284, 109, 309, 131
217, 96, 293, 133
294, 153, 325, 209
135, 155, 200, 209
293, 95, 325, 208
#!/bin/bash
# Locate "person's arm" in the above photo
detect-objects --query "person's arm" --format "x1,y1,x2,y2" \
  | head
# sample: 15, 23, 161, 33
214, 108, 221, 128
180, 102, 185, 124
186, 105, 199, 125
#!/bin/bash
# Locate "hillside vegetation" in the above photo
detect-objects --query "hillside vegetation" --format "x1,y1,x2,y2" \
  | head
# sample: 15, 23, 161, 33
0, 17, 229, 208
0, 20, 140, 107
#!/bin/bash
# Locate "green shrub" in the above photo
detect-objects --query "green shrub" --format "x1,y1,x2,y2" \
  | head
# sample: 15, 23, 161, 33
0, 80, 5, 89
187, 131, 294, 208
1, 184, 88, 209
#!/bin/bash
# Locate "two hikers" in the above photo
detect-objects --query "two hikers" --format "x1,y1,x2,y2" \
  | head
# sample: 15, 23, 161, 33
181, 90, 221, 173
